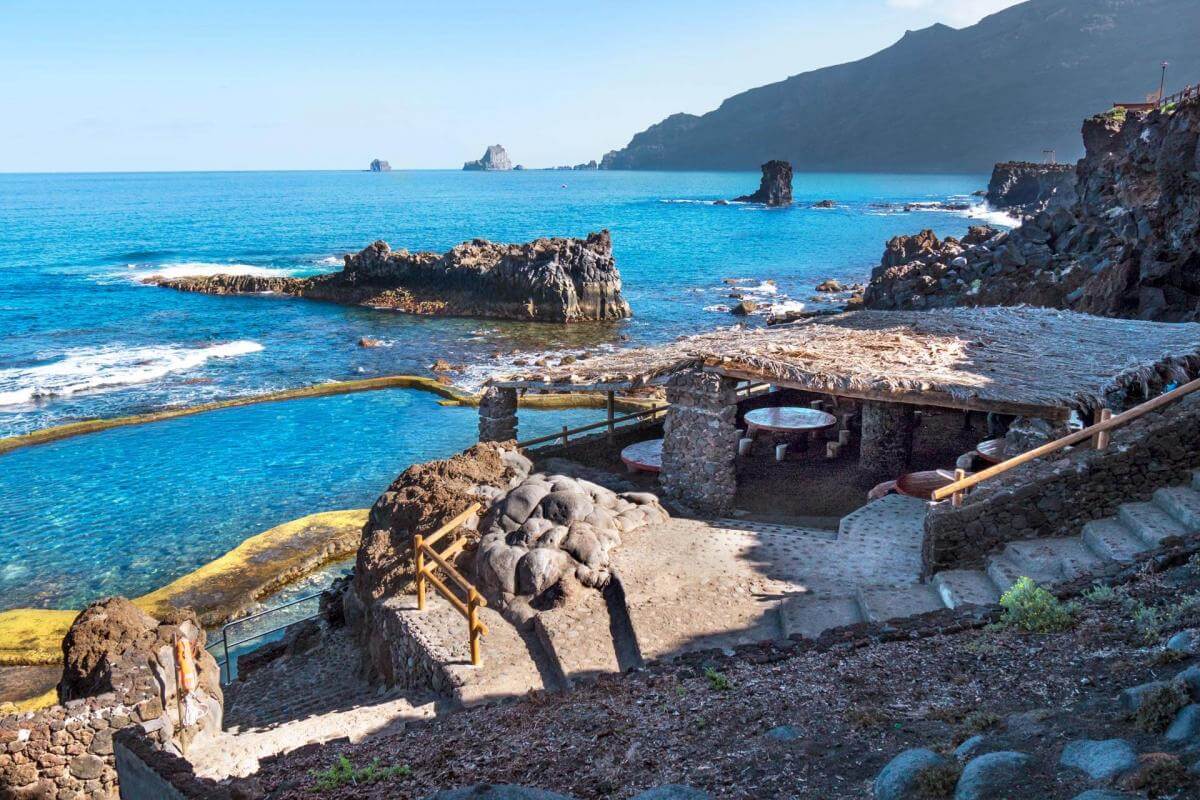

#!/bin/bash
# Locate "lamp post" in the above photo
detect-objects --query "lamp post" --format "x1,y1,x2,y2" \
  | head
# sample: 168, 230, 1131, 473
1159, 61, 1169, 103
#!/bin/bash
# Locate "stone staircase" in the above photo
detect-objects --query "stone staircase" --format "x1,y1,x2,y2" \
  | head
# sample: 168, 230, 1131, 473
780, 472, 1200, 637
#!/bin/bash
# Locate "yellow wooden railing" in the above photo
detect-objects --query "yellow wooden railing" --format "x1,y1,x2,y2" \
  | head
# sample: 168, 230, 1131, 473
413, 502, 488, 666
933, 377, 1200, 504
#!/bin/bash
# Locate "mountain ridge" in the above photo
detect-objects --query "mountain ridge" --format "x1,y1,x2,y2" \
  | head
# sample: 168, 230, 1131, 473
601, 0, 1200, 172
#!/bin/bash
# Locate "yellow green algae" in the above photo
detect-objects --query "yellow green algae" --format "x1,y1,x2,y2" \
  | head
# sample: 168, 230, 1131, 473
0, 508, 368, 670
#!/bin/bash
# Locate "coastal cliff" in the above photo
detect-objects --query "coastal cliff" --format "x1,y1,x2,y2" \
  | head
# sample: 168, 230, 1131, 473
862, 96, 1200, 321
147, 231, 633, 323
985, 161, 1076, 216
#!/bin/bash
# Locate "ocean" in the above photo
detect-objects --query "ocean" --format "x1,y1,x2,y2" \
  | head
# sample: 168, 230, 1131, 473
0, 169, 1003, 610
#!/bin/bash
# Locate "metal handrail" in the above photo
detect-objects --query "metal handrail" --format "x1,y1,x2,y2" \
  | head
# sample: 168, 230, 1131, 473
413, 503, 488, 666
516, 403, 666, 449
209, 591, 324, 684
932, 377, 1200, 503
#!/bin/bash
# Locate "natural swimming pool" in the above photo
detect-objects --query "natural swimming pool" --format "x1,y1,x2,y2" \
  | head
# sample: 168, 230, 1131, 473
0, 389, 596, 611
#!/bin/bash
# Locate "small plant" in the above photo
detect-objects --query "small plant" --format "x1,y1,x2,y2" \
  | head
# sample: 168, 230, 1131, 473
959, 710, 1001, 735
1104, 106, 1128, 123
703, 666, 732, 691
1126, 752, 1193, 795
999, 577, 1076, 633
310, 755, 411, 792
1133, 681, 1190, 733
1082, 583, 1117, 604
915, 762, 962, 798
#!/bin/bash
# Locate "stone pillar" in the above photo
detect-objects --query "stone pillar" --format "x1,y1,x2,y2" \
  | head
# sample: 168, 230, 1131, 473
660, 369, 740, 514
859, 400, 916, 478
479, 386, 518, 442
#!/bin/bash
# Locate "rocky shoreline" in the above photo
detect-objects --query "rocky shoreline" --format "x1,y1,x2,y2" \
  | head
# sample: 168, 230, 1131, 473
147, 231, 633, 323
861, 98, 1200, 321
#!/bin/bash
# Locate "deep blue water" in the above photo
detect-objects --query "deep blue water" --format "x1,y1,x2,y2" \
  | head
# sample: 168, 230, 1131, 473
0, 169, 1005, 611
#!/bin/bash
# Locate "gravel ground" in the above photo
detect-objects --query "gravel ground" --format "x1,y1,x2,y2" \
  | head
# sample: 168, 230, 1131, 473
242, 560, 1200, 799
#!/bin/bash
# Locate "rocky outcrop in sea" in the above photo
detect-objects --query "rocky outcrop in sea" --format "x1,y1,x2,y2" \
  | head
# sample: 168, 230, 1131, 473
146, 231, 633, 323
368, 159, 392, 172
862, 97, 1200, 321
734, 160, 793, 206
985, 161, 1076, 215
463, 145, 513, 171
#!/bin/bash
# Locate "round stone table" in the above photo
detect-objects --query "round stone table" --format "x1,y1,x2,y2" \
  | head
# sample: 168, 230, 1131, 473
621, 438, 663, 474
896, 469, 971, 500
975, 438, 1009, 465
744, 406, 837, 437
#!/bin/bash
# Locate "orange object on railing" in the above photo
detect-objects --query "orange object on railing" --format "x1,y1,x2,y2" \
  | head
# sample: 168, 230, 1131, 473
413, 502, 488, 666
932, 377, 1200, 504
174, 635, 198, 694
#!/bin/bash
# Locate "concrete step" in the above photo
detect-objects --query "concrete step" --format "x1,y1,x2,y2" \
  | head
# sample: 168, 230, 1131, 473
1002, 537, 1107, 580
1154, 486, 1200, 531
856, 585, 945, 623
932, 570, 1001, 609
779, 595, 864, 639
986, 554, 1028, 594
837, 493, 928, 541
1119, 501, 1189, 546
1082, 517, 1150, 563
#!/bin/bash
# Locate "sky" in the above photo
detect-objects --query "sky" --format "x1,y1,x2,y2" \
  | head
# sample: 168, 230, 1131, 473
0, 0, 1024, 172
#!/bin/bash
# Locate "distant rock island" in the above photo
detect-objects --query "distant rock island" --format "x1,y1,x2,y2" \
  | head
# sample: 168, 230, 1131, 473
734, 160, 792, 206
463, 145, 513, 171
986, 161, 1076, 216
145, 231, 632, 323
598, 0, 1200, 171
368, 159, 392, 172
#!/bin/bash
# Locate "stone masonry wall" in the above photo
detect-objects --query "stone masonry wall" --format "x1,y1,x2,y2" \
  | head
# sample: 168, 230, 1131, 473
478, 387, 518, 442
923, 393, 1200, 575
365, 598, 463, 697
860, 401, 916, 479
660, 370, 740, 514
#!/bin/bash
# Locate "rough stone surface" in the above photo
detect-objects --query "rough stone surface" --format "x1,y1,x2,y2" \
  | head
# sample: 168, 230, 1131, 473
1059, 739, 1138, 781
478, 387, 518, 443
923, 394, 1200, 574
733, 160, 793, 206
1167, 628, 1200, 655
954, 751, 1032, 800
863, 98, 1200, 322
148, 230, 631, 323
1166, 704, 1200, 745
462, 145, 513, 171
985, 161, 1077, 215
954, 735, 989, 760
873, 748, 946, 800
426, 787, 574, 800
860, 401, 916, 478
660, 370, 739, 514
630, 787, 711, 800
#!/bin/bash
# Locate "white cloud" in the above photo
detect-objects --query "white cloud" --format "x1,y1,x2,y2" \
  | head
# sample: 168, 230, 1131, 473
885, 0, 1026, 28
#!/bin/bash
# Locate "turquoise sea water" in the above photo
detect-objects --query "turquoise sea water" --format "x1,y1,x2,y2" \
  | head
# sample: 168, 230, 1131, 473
0, 169, 1002, 611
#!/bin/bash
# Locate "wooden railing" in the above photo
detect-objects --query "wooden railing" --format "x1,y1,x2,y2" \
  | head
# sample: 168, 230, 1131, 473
932, 377, 1200, 504
1161, 84, 1198, 109
516, 403, 668, 449
413, 502, 489, 666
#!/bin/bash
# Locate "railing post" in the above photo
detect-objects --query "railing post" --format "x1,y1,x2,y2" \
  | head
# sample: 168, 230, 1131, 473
1093, 408, 1112, 450
951, 468, 966, 507
222, 628, 231, 685
561, 425, 569, 446
414, 534, 426, 611
467, 588, 482, 666
606, 391, 615, 441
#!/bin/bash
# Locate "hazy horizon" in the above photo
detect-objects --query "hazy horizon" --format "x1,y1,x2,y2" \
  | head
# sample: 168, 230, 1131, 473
0, 0, 1022, 173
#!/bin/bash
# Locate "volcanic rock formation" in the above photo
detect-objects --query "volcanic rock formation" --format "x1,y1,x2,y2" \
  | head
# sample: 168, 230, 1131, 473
862, 97, 1200, 321
146, 231, 633, 323
463, 145, 513, 171
368, 159, 392, 172
734, 160, 793, 206
985, 161, 1076, 215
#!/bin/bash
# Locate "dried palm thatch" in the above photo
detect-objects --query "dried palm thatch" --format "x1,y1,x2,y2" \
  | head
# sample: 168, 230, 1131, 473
494, 307, 1200, 417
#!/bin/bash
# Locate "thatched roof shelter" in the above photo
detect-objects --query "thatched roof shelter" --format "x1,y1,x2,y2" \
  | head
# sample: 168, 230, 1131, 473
495, 307, 1200, 419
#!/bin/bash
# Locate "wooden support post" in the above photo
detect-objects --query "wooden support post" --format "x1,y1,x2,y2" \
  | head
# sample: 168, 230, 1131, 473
414, 535, 426, 611
467, 588, 482, 666
951, 469, 966, 507
1094, 408, 1112, 450
561, 425, 569, 446
606, 391, 615, 441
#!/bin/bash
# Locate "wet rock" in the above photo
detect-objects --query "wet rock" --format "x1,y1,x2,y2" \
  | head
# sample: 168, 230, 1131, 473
812, 199, 836, 208
815, 279, 843, 292
955, 751, 1032, 800
874, 748, 947, 800
358, 337, 384, 347
734, 160, 793, 206
730, 300, 757, 316
1060, 739, 1138, 782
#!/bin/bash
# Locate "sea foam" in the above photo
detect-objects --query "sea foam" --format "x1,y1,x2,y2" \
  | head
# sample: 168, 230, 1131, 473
124, 263, 301, 282
0, 341, 264, 407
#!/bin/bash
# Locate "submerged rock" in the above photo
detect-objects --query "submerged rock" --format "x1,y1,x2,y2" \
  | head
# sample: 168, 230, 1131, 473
734, 160, 793, 206
463, 144, 513, 171
147, 231, 632, 323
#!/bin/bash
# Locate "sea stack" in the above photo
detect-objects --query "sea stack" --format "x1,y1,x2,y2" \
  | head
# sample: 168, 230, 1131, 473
463, 145, 513, 171
734, 160, 793, 206
985, 161, 1076, 215
146, 231, 632, 323
368, 159, 392, 172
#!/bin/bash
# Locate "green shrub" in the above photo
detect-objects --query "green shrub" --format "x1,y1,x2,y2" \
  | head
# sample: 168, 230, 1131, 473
999, 577, 1076, 633
704, 666, 732, 691
916, 762, 962, 798
1081, 584, 1117, 604
310, 755, 411, 792
1133, 681, 1190, 733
